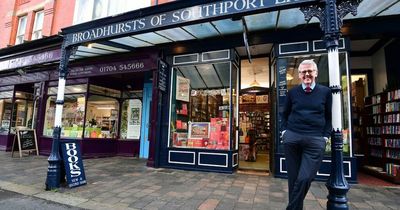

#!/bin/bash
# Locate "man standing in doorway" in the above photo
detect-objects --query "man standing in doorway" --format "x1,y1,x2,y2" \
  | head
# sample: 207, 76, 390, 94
281, 59, 332, 210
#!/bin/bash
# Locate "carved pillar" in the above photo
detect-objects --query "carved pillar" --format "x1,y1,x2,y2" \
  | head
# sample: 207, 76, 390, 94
300, 0, 361, 209
45, 42, 77, 190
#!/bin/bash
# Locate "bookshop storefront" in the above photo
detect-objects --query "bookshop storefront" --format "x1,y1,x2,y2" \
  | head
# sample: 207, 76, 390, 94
53, 0, 385, 179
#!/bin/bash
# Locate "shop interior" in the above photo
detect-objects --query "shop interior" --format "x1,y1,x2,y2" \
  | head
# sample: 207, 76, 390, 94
238, 58, 271, 172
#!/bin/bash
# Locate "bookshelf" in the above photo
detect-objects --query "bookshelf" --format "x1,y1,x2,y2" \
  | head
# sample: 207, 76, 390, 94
239, 92, 271, 155
363, 88, 400, 183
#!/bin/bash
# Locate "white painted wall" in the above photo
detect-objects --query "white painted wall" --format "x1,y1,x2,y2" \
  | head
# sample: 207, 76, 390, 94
371, 47, 387, 94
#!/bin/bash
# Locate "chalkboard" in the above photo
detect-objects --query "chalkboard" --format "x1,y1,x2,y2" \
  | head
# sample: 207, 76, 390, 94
12, 129, 39, 158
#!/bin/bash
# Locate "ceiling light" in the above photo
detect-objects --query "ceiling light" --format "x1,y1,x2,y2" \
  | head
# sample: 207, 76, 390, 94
97, 106, 115, 110
286, 73, 294, 81
16, 69, 26, 76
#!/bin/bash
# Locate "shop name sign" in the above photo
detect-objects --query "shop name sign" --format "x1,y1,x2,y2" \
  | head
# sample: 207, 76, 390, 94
0, 49, 61, 71
68, 0, 316, 45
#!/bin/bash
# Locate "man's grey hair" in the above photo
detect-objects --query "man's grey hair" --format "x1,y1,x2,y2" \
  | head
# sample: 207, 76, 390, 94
298, 59, 318, 72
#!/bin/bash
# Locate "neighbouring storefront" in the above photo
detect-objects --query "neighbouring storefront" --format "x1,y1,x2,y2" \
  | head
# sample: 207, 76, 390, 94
39, 50, 159, 158
0, 37, 62, 151
0, 41, 160, 158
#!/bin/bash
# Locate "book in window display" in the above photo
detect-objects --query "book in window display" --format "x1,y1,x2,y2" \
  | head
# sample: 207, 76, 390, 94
188, 122, 210, 139
209, 118, 229, 150
176, 76, 190, 102
187, 122, 210, 149
173, 132, 188, 147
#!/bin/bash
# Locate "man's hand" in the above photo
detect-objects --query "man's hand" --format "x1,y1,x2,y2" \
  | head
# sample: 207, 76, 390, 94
324, 137, 329, 142
280, 130, 286, 143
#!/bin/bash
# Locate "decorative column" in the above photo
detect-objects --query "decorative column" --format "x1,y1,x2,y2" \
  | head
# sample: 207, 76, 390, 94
45, 43, 76, 190
300, 0, 361, 209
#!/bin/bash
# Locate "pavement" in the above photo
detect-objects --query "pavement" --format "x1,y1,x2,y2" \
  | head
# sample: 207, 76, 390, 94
0, 151, 399, 210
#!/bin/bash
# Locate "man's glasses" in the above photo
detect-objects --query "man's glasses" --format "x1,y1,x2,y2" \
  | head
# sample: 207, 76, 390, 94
298, 70, 315, 75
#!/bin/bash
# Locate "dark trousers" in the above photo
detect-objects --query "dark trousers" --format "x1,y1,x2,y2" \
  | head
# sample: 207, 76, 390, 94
283, 130, 326, 210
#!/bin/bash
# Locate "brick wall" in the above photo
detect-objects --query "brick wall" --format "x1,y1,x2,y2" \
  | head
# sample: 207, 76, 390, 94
0, 0, 75, 49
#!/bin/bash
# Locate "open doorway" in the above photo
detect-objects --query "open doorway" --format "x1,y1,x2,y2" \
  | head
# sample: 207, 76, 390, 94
238, 58, 270, 172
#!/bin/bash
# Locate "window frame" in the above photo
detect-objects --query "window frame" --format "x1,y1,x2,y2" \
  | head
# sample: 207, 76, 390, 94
15, 15, 28, 45
32, 10, 44, 40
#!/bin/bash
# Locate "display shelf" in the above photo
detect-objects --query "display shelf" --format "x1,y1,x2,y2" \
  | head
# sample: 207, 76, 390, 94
239, 91, 270, 154
363, 88, 400, 184
362, 165, 400, 184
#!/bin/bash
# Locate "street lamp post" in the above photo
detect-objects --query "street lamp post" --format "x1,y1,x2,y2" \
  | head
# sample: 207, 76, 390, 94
45, 43, 76, 190
300, 0, 361, 209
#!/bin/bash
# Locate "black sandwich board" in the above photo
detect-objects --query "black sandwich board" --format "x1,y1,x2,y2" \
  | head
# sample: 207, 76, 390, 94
11, 129, 39, 158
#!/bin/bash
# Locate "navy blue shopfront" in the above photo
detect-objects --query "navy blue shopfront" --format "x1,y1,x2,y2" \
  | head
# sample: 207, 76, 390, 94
270, 39, 357, 182
159, 49, 241, 173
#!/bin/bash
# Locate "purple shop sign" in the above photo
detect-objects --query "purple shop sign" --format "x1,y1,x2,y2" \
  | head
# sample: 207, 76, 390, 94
50, 57, 156, 79
0, 49, 61, 71
0, 72, 50, 86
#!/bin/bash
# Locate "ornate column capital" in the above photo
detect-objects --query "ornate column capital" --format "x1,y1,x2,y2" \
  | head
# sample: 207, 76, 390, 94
59, 43, 78, 78
300, 0, 362, 48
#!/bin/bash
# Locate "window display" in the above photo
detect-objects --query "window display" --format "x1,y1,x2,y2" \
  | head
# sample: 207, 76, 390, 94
85, 95, 119, 138
0, 97, 13, 135
169, 62, 234, 150
43, 94, 86, 138
10, 91, 34, 134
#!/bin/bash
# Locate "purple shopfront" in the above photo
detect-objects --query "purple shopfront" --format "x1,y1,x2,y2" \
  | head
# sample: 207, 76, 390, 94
0, 47, 160, 158
0, 48, 61, 152
39, 51, 160, 158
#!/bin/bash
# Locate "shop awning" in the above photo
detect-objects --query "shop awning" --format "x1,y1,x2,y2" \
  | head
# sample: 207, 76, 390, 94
66, 0, 400, 61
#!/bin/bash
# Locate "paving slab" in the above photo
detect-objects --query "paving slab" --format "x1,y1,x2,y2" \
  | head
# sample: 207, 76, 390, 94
0, 151, 399, 210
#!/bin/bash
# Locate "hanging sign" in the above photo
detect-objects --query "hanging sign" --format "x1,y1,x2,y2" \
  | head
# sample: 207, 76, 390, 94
60, 140, 87, 188
127, 99, 142, 139
158, 60, 168, 92
66, 0, 316, 46
11, 129, 39, 158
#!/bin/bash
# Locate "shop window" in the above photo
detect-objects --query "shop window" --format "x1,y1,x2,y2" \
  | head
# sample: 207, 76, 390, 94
120, 98, 142, 140
10, 91, 34, 134
43, 94, 86, 138
32, 10, 44, 40
169, 62, 233, 150
15, 16, 27, 45
0, 97, 13, 135
280, 53, 351, 156
89, 85, 121, 98
85, 95, 119, 139
73, 0, 151, 24
47, 84, 87, 95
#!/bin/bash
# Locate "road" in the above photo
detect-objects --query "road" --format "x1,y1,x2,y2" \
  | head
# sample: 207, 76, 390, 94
0, 189, 83, 210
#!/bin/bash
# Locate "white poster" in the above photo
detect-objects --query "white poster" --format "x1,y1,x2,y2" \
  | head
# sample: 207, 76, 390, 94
127, 99, 142, 139
176, 76, 190, 102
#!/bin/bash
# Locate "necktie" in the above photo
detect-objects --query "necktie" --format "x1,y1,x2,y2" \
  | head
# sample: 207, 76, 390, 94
305, 86, 312, 93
